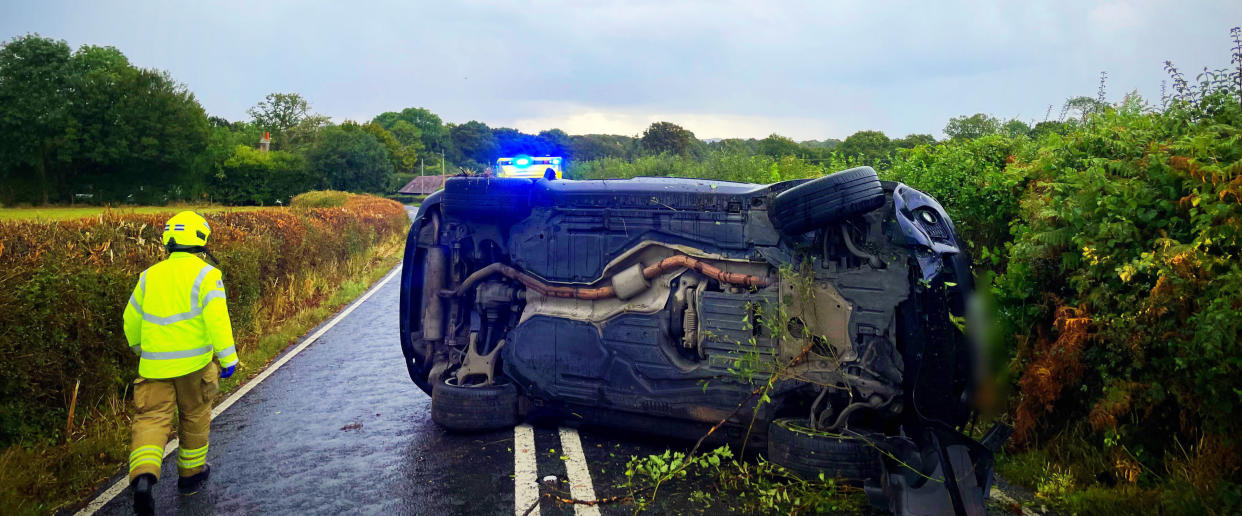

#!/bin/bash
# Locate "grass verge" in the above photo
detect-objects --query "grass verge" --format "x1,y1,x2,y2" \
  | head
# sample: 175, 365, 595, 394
0, 230, 406, 516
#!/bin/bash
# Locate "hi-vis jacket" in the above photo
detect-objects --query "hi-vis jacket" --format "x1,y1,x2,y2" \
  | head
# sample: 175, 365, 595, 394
123, 252, 239, 379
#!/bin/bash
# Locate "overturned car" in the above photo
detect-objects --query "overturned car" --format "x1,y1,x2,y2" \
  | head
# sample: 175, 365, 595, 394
399, 166, 1008, 515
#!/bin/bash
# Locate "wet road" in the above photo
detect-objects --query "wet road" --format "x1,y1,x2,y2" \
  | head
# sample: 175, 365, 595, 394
82, 211, 1039, 515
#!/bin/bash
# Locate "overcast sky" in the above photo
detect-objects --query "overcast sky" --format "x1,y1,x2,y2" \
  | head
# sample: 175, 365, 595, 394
2, 1, 1239, 140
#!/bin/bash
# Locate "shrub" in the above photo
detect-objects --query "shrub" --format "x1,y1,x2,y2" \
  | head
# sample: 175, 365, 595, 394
992, 90, 1242, 509
0, 192, 408, 446
290, 190, 351, 208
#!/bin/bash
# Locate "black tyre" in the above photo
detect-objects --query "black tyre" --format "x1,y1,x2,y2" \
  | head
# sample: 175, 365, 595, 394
769, 166, 884, 235
442, 177, 532, 221
766, 418, 881, 482
431, 378, 518, 431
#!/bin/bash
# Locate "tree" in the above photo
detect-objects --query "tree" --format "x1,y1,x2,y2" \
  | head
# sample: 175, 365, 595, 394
362, 122, 417, 173
1002, 119, 1032, 137
448, 120, 497, 170
0, 35, 75, 204
569, 134, 637, 161
71, 61, 209, 202
1062, 96, 1109, 122
640, 121, 696, 156
839, 130, 893, 164
308, 124, 394, 192
0, 36, 208, 204
758, 134, 802, 158
281, 114, 331, 152
943, 113, 1002, 140
893, 133, 936, 149
537, 129, 572, 159
1030, 120, 1070, 138
247, 93, 313, 149
373, 107, 451, 157
800, 138, 842, 149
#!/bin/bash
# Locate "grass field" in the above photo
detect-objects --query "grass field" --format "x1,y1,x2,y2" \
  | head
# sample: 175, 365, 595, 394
0, 204, 272, 222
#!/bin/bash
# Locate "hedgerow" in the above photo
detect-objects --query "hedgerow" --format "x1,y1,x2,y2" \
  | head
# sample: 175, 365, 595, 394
564, 55, 1242, 512
0, 193, 408, 447
991, 89, 1242, 512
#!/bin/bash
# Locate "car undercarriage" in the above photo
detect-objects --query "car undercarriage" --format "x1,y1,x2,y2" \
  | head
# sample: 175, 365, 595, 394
399, 166, 1009, 515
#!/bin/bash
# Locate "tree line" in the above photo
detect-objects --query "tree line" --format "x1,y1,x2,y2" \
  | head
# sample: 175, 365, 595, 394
0, 33, 1094, 206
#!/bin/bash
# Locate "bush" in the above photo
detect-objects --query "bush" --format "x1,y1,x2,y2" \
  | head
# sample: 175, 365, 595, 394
0, 192, 408, 446
210, 145, 316, 206
290, 190, 351, 208
995, 91, 1242, 497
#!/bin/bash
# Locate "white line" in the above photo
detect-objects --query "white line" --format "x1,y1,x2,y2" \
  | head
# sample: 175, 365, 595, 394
514, 424, 541, 516
558, 427, 601, 516
75, 265, 402, 516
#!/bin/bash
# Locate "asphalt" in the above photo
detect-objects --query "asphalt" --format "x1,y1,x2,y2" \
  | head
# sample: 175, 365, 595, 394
84, 209, 1045, 516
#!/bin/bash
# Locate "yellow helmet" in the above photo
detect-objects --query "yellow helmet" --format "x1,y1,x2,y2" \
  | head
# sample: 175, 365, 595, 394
162, 211, 211, 248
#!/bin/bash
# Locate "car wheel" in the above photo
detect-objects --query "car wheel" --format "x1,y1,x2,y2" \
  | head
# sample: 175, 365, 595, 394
766, 417, 881, 482
769, 166, 885, 235
431, 377, 518, 432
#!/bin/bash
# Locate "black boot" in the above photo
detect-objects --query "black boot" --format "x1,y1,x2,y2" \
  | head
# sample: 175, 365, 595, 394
177, 464, 211, 495
131, 473, 156, 516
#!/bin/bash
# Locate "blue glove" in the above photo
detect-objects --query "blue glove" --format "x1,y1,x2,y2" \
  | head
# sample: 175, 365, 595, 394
220, 364, 236, 379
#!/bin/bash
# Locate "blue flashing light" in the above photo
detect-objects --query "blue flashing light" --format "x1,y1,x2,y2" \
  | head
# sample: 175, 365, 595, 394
514, 155, 532, 168
551, 157, 561, 165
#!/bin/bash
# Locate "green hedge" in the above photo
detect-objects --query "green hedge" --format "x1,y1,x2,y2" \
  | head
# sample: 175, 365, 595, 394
0, 193, 408, 446
290, 190, 351, 208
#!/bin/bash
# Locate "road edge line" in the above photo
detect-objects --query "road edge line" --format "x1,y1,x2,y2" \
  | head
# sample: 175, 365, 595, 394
514, 424, 540, 516
75, 265, 401, 516
558, 427, 601, 516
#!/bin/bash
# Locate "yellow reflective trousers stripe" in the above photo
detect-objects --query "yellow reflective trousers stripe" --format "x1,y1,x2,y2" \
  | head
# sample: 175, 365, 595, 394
129, 445, 164, 473
178, 443, 209, 468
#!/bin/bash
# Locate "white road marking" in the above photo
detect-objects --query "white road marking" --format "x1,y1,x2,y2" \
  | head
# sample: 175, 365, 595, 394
514, 423, 541, 516
558, 427, 601, 516
75, 266, 401, 516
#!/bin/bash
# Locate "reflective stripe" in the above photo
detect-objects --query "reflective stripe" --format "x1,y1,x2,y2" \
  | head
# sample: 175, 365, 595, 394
128, 445, 164, 472
190, 265, 212, 311
141, 346, 212, 361
139, 272, 146, 295
142, 311, 200, 325
130, 344, 142, 356
220, 357, 239, 368
138, 265, 215, 326
202, 290, 226, 305
131, 445, 162, 458
129, 457, 162, 472
128, 293, 142, 313
178, 455, 207, 469
215, 345, 236, 360
179, 444, 208, 458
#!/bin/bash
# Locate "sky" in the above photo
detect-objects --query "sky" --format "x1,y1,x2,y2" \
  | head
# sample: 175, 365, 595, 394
2, 1, 1239, 140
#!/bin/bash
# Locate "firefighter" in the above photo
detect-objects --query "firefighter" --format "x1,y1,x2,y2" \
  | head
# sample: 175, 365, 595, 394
122, 211, 240, 515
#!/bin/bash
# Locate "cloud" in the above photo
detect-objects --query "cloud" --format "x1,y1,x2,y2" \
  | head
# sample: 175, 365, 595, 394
507, 103, 846, 140
2, 1, 1240, 139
